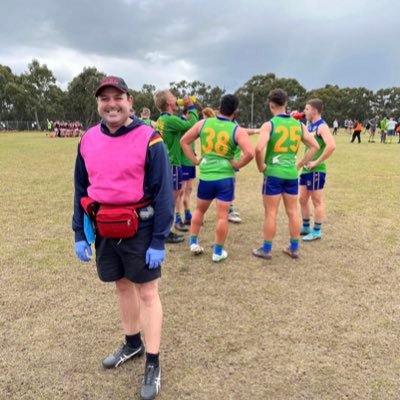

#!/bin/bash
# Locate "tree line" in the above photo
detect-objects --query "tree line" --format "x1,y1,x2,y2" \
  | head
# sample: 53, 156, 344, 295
1, 59, 399, 130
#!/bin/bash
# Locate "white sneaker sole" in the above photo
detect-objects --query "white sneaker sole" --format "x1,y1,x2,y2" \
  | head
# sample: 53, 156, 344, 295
190, 244, 204, 255
212, 250, 228, 262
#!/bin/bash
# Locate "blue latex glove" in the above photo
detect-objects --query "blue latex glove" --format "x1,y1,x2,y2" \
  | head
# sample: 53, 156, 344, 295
75, 240, 92, 262
145, 248, 165, 269
83, 214, 95, 245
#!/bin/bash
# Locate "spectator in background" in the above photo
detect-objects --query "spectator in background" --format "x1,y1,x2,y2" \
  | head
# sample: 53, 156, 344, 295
350, 120, 362, 143
368, 117, 378, 143
344, 119, 349, 134
380, 117, 388, 144
140, 108, 156, 128
332, 118, 339, 135
395, 119, 400, 144
386, 117, 396, 144
348, 119, 354, 134
364, 120, 371, 137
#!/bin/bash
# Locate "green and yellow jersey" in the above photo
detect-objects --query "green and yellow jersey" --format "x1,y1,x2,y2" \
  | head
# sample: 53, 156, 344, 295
264, 114, 303, 180
181, 142, 196, 167
155, 107, 198, 166
301, 119, 327, 174
199, 116, 238, 181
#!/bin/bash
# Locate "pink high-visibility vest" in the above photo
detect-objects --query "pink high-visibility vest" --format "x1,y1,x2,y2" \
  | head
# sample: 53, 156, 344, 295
80, 123, 154, 205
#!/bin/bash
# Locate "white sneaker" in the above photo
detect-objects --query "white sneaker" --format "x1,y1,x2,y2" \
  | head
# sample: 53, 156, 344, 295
190, 243, 204, 255
231, 210, 240, 217
228, 213, 242, 223
212, 250, 228, 262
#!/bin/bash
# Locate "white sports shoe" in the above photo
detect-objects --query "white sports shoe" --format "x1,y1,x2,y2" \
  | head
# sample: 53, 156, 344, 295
228, 213, 242, 223
212, 250, 228, 262
190, 243, 204, 255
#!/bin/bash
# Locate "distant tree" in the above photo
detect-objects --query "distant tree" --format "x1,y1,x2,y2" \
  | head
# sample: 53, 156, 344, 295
235, 73, 306, 127
0, 65, 16, 120
129, 84, 159, 119
373, 87, 400, 119
21, 59, 61, 129
1, 60, 400, 131
169, 80, 226, 110
65, 67, 106, 128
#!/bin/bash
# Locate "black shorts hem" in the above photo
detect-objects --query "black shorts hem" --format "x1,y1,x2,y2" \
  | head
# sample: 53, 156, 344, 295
95, 225, 159, 284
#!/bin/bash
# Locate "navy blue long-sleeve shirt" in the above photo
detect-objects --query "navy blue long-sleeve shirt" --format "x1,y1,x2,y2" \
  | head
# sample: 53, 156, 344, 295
72, 117, 174, 250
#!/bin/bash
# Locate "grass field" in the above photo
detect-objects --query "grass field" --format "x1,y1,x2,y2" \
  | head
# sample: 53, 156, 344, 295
0, 131, 399, 400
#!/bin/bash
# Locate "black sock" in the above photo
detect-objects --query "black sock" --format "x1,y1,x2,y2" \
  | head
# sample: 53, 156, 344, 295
146, 352, 159, 367
126, 332, 142, 348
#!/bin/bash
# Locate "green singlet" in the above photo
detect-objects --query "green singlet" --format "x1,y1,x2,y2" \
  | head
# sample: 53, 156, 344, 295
301, 119, 327, 174
199, 117, 238, 181
264, 114, 303, 180
155, 108, 198, 166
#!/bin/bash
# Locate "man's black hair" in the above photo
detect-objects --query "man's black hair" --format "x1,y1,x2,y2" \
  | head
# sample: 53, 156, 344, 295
220, 94, 239, 116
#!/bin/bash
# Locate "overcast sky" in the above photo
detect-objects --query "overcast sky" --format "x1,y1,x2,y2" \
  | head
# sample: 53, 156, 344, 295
1, 0, 399, 92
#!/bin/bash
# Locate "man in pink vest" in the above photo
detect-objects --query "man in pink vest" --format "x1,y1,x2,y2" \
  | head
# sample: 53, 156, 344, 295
72, 76, 174, 400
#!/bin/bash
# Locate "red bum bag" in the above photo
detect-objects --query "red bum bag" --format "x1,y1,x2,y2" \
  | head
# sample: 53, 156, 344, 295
81, 197, 151, 239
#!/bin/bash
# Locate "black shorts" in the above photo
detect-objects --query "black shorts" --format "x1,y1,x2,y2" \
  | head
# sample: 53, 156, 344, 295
95, 223, 161, 284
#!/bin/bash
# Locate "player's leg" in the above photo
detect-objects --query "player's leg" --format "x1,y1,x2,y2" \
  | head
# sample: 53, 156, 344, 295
228, 202, 242, 223
213, 199, 231, 262
189, 180, 214, 255
183, 177, 195, 225
263, 194, 281, 247
303, 188, 324, 241
228, 174, 241, 223
190, 197, 212, 254
253, 176, 282, 260
175, 182, 188, 232
211, 178, 235, 262
166, 166, 185, 243
282, 180, 301, 258
299, 176, 312, 235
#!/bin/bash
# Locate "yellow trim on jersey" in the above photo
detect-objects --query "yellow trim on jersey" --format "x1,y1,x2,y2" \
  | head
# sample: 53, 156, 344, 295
149, 137, 163, 147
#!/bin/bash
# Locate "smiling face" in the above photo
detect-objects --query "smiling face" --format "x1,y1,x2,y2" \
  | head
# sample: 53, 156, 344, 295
97, 87, 133, 131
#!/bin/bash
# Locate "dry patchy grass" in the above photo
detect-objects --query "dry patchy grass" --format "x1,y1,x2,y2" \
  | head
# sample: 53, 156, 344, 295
0, 131, 399, 399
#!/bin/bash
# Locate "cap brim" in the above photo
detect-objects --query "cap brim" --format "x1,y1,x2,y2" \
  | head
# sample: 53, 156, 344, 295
95, 84, 126, 97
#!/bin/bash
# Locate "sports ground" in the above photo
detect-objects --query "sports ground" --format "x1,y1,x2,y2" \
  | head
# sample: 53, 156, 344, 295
1, 131, 399, 399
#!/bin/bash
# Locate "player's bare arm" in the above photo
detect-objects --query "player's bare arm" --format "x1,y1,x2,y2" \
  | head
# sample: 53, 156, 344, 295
307, 125, 336, 170
298, 123, 320, 170
255, 122, 272, 173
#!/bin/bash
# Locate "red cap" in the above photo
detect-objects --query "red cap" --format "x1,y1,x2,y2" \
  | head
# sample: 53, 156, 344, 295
95, 76, 129, 97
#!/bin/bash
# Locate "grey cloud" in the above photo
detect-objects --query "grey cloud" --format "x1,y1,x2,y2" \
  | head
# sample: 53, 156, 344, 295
1, 0, 399, 91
